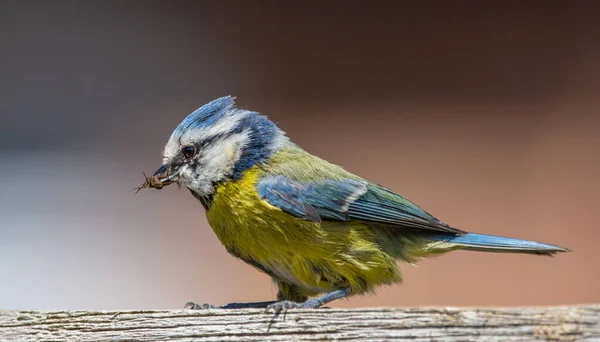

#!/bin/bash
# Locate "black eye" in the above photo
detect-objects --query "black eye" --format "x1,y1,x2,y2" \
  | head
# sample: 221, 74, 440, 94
181, 145, 196, 158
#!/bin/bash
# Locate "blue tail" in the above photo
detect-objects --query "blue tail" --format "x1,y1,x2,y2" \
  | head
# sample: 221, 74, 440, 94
429, 233, 570, 256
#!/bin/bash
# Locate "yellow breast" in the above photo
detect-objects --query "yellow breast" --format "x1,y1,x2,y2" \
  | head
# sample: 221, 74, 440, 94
205, 166, 401, 295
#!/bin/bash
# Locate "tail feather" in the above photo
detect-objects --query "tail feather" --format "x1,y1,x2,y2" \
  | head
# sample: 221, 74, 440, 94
429, 233, 570, 256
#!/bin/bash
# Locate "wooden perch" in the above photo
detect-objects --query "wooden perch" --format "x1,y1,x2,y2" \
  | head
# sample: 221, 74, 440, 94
1, 305, 599, 341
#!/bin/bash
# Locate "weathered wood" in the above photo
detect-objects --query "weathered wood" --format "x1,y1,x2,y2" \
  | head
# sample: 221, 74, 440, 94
1, 305, 598, 341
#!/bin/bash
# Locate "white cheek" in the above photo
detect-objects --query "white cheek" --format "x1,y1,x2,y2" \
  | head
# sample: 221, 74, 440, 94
182, 132, 249, 196
177, 165, 194, 187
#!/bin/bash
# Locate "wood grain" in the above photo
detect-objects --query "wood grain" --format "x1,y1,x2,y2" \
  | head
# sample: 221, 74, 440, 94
1, 305, 599, 341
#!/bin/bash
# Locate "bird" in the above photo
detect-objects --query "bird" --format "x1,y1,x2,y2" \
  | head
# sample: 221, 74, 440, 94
145, 96, 569, 312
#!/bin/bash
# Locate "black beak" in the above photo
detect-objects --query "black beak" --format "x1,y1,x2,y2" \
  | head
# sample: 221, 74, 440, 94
153, 164, 168, 177
152, 163, 177, 185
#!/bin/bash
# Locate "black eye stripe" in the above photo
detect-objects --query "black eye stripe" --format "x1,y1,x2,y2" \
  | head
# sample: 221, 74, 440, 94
181, 134, 224, 158
197, 135, 223, 150
201, 135, 220, 147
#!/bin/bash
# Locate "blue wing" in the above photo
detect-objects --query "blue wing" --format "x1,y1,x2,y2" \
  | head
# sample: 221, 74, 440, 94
256, 175, 463, 234
257, 176, 365, 222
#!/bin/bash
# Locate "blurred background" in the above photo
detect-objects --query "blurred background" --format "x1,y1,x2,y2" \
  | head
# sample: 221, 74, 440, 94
1, 1, 599, 310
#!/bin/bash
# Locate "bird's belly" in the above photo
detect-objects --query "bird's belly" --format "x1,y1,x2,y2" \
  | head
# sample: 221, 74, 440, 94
265, 260, 336, 293
208, 210, 342, 293
208, 208, 401, 294
205, 168, 402, 294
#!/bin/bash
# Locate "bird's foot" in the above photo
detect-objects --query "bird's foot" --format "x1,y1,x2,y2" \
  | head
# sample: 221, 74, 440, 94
264, 298, 323, 313
184, 300, 277, 309
185, 288, 349, 312
184, 302, 217, 310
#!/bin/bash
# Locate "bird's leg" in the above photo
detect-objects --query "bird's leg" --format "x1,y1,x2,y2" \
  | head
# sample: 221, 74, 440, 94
185, 300, 278, 309
265, 288, 350, 313
184, 282, 308, 309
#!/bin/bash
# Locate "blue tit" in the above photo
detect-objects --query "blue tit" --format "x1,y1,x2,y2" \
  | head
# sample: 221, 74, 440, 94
144, 96, 569, 311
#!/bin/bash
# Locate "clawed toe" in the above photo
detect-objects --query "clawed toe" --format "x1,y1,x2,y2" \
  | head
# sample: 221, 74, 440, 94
186, 298, 326, 312
264, 298, 323, 313
265, 300, 300, 313
184, 302, 218, 310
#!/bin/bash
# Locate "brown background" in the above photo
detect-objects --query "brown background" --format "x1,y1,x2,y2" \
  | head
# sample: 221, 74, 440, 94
1, 1, 598, 309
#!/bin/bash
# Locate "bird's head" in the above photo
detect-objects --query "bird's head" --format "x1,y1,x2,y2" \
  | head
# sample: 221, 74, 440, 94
151, 96, 288, 201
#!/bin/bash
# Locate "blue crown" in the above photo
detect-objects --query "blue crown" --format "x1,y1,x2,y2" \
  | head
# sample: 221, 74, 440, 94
173, 96, 237, 136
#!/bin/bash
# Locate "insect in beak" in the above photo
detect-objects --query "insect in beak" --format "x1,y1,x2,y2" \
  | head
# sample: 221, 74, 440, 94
132, 164, 178, 193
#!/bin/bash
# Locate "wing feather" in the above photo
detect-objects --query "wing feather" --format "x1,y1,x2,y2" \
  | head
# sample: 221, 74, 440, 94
256, 175, 463, 234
